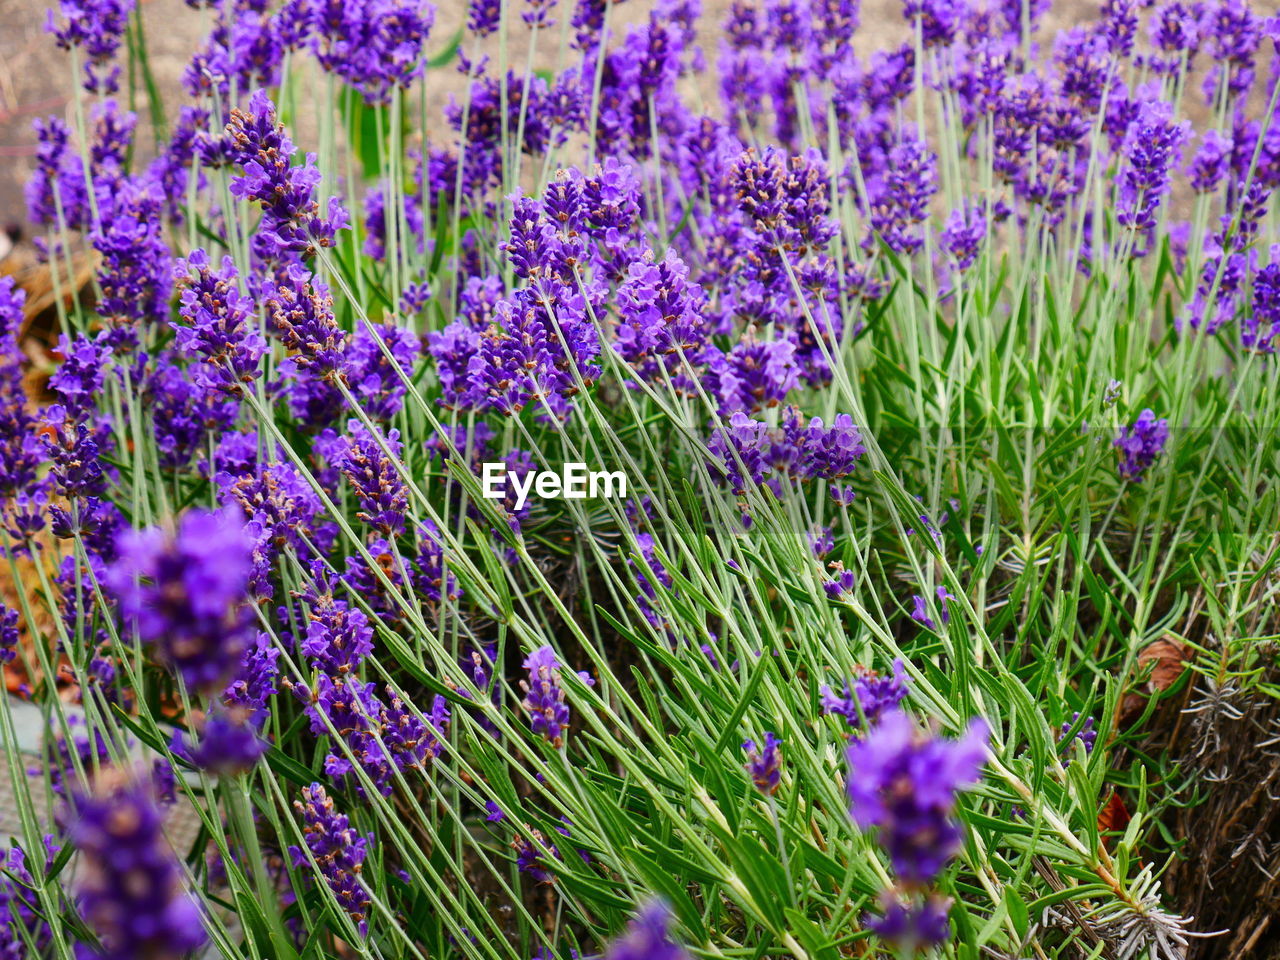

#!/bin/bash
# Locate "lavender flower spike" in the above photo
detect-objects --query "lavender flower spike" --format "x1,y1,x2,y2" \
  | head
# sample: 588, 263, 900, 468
520, 645, 593, 747
820, 660, 909, 731
107, 506, 255, 692
846, 708, 988, 884
1116, 101, 1190, 234
290, 783, 373, 937
68, 772, 207, 959
604, 900, 692, 960
1115, 409, 1169, 482
742, 732, 782, 795
46, 0, 135, 93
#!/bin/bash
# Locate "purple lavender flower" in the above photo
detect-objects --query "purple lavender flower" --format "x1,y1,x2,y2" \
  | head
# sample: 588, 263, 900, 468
615, 249, 710, 381
704, 336, 798, 415
1149, 1, 1200, 66
346, 322, 420, 420
332, 422, 409, 535
222, 632, 281, 721
1059, 712, 1097, 764
218, 460, 330, 601
910, 588, 952, 631
426, 321, 483, 409
867, 894, 953, 954
1247, 256, 1280, 353
521, 645, 593, 747
903, 0, 962, 48
290, 783, 373, 936
91, 178, 172, 326
505, 195, 560, 283
303, 671, 449, 797
1114, 409, 1169, 482
411, 519, 461, 604
146, 360, 238, 471
299, 591, 375, 676
379, 688, 450, 775
308, 0, 437, 104
183, 5, 290, 101
0, 604, 16, 668
824, 561, 856, 598
468, 0, 501, 36
522, 0, 557, 28
400, 279, 432, 315
68, 774, 208, 958
604, 900, 691, 960
467, 288, 600, 418
173, 706, 268, 776
0, 279, 41, 500
627, 529, 675, 632
513, 826, 562, 883
46, 0, 135, 93
808, 524, 834, 557
222, 92, 348, 258
0, 843, 48, 959
264, 262, 348, 399
707, 412, 775, 494
1188, 130, 1233, 192
107, 507, 255, 691
783, 410, 866, 481
742, 732, 782, 795
867, 136, 939, 255
845, 708, 988, 884
145, 106, 205, 222
173, 250, 266, 397
821, 661, 908, 731
25, 117, 85, 228
40, 400, 109, 529
1101, 0, 1139, 56
1203, 0, 1263, 100
1116, 101, 1189, 234
48, 332, 111, 421
939, 203, 987, 270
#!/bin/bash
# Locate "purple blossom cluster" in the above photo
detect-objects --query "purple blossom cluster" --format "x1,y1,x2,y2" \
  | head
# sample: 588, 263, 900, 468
604, 900, 692, 960
0, 844, 48, 959
1060, 712, 1098, 765
846, 710, 989, 950
290, 783, 374, 936
173, 250, 267, 398
0, 279, 41, 508
820, 661, 909, 730
304, 0, 437, 104
284, 562, 451, 796
219, 91, 349, 260
107, 507, 255, 692
1115, 408, 1170, 481
742, 732, 782, 795
304, 675, 450, 797
172, 706, 268, 776
46, 0, 135, 93
520, 645, 594, 747
708, 408, 865, 495
68, 774, 208, 958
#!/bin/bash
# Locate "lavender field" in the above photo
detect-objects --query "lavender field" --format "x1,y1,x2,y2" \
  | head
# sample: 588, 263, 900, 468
1, 0, 1279, 958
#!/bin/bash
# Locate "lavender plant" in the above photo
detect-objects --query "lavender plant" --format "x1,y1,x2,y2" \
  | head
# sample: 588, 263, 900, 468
1, 0, 1278, 958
